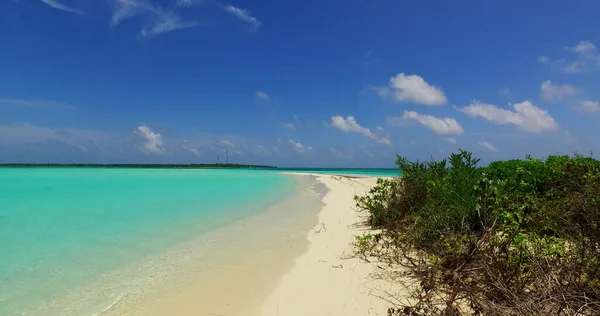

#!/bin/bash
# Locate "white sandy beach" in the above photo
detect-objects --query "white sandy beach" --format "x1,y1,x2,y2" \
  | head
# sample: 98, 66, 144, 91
94, 173, 402, 316
259, 174, 401, 316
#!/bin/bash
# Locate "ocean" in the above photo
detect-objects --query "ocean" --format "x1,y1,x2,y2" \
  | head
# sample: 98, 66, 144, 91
0, 167, 397, 315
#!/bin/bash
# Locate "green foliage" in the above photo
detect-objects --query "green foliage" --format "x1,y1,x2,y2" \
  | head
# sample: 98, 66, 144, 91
352, 233, 379, 259
354, 178, 401, 227
355, 150, 600, 315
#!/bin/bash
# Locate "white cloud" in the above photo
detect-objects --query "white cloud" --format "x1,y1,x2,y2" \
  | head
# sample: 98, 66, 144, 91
388, 111, 464, 137
330, 116, 374, 137
540, 59, 586, 73
579, 100, 600, 113
375, 126, 384, 132
0, 123, 126, 155
175, 0, 200, 7
217, 139, 234, 147
561, 60, 588, 73
36, 0, 256, 38
377, 137, 391, 146
173, 1, 260, 32
110, 0, 139, 28
500, 88, 511, 96
110, 0, 199, 38
140, 17, 198, 38
224, 4, 261, 32
307, 146, 313, 150
459, 100, 559, 133
479, 141, 497, 152
540, 80, 578, 100
538, 56, 551, 64
541, 41, 599, 73
568, 41, 597, 55
283, 122, 295, 130
255, 91, 270, 100
41, 0, 86, 15
0, 122, 285, 162
288, 139, 304, 153
0, 98, 77, 110
180, 140, 200, 156
442, 137, 456, 144
187, 147, 200, 156
366, 85, 391, 98
409, 140, 417, 146
330, 115, 391, 145
134, 125, 166, 155
385, 73, 447, 106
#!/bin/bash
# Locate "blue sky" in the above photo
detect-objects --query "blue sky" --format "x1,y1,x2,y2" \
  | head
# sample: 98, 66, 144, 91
1, 0, 599, 167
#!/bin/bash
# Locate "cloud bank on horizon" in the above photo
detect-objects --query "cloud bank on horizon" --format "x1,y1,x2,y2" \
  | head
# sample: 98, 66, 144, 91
1, 1, 600, 166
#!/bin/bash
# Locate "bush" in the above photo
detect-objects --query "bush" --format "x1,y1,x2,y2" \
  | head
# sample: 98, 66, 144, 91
355, 150, 600, 315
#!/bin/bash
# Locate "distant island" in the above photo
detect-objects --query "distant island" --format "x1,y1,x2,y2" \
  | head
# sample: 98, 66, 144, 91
0, 163, 277, 169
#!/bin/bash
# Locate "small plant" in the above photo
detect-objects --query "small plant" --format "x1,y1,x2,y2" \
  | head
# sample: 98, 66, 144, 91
354, 178, 401, 227
352, 233, 378, 260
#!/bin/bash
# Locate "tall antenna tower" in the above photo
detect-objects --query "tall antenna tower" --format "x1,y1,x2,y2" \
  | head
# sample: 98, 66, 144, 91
217, 155, 220, 164
226, 150, 229, 164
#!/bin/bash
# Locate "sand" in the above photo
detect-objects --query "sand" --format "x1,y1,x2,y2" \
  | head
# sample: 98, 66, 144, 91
96, 175, 324, 316
92, 173, 403, 316
259, 174, 403, 316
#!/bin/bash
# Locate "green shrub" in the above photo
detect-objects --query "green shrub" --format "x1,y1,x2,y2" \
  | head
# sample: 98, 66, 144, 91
354, 178, 400, 227
355, 150, 600, 315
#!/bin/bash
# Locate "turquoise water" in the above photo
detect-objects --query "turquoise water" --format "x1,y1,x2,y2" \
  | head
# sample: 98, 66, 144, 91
0, 168, 297, 315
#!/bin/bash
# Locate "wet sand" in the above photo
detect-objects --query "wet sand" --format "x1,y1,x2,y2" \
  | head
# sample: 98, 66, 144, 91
100, 174, 325, 316
96, 173, 400, 316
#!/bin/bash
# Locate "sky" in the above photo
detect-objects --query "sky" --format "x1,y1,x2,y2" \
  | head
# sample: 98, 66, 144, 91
1, 0, 600, 167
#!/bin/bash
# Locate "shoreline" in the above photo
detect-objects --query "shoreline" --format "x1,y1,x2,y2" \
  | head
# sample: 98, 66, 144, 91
99, 174, 326, 316
260, 173, 402, 316
18, 174, 322, 316
122, 172, 401, 316
21, 172, 399, 316
107, 173, 401, 316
